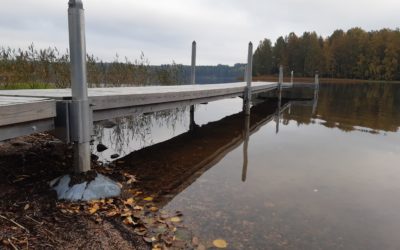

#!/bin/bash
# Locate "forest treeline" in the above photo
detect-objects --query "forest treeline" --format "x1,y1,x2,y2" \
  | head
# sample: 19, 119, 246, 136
253, 28, 400, 81
0, 44, 184, 88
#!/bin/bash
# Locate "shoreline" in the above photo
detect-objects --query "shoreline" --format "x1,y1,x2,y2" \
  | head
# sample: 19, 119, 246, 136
253, 75, 400, 84
0, 133, 202, 250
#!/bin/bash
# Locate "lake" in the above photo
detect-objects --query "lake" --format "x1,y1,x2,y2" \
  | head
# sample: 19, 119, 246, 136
93, 82, 400, 250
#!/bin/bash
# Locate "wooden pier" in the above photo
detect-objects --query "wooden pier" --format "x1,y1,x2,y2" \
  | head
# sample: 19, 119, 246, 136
0, 96, 56, 141
0, 0, 316, 173
0, 81, 289, 141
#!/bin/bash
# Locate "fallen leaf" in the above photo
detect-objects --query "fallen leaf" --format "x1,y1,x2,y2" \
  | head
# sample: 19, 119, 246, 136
143, 236, 156, 243
143, 197, 153, 202
123, 216, 135, 225
149, 206, 158, 212
89, 204, 100, 215
213, 239, 228, 249
133, 227, 147, 236
106, 210, 118, 217
152, 244, 162, 250
124, 198, 134, 206
170, 217, 181, 223
24, 204, 30, 210
120, 211, 132, 217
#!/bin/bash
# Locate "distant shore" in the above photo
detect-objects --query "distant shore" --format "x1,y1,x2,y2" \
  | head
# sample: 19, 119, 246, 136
252, 75, 400, 84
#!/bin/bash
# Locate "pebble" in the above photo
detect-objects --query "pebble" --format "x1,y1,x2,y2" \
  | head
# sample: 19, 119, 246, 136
110, 154, 119, 159
97, 144, 108, 152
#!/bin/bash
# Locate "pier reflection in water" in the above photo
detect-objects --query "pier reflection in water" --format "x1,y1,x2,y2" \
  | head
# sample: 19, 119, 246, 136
93, 83, 400, 250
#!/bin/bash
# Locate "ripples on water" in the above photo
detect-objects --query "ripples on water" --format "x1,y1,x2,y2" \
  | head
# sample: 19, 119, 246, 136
93, 83, 400, 250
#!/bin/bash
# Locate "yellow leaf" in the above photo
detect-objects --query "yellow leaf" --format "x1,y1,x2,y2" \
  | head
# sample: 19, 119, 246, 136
89, 204, 100, 215
170, 217, 181, 223
213, 239, 228, 249
124, 198, 134, 205
149, 206, 158, 212
143, 197, 153, 201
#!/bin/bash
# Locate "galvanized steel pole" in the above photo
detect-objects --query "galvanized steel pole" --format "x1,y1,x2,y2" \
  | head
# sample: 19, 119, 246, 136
68, 0, 91, 172
244, 42, 253, 116
191, 41, 196, 85
189, 41, 196, 130
278, 65, 283, 89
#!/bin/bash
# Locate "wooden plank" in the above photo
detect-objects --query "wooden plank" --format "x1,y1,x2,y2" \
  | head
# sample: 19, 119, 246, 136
0, 96, 56, 126
0, 82, 282, 112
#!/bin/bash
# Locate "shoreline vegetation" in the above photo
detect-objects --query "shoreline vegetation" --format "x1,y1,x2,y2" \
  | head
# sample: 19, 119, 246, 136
3, 27, 400, 91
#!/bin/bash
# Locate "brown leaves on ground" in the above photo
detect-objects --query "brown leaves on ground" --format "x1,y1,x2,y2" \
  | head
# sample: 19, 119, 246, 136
55, 176, 198, 250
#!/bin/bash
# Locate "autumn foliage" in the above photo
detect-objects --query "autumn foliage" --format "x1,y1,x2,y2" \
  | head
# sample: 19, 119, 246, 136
253, 28, 400, 81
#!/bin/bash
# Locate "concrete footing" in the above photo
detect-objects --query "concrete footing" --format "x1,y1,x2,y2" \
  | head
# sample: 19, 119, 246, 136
50, 172, 121, 201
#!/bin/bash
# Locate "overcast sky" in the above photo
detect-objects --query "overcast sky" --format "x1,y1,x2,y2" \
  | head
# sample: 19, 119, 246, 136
1, 0, 399, 65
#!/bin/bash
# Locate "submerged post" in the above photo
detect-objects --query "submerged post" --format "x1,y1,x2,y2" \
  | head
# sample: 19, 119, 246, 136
68, 0, 91, 172
244, 42, 253, 115
290, 70, 294, 85
313, 71, 320, 115
315, 71, 319, 90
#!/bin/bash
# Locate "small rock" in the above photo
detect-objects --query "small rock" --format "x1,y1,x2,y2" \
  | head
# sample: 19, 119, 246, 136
91, 154, 99, 161
110, 154, 119, 159
97, 143, 108, 152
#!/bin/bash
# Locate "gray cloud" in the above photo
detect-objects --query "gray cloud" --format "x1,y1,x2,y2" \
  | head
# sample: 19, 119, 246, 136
1, 0, 399, 65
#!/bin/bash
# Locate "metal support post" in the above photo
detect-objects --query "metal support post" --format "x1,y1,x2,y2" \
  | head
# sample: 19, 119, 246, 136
191, 41, 196, 85
68, 0, 91, 172
244, 42, 253, 116
189, 41, 196, 131
278, 65, 283, 90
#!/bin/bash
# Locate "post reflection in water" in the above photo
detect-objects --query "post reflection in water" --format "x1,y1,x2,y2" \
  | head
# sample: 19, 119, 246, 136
241, 100, 250, 182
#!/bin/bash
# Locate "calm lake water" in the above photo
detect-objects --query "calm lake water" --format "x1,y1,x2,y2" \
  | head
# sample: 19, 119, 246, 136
93, 83, 400, 250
